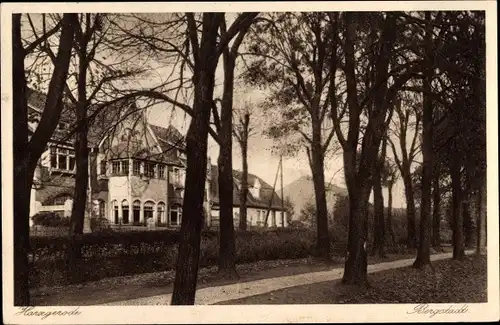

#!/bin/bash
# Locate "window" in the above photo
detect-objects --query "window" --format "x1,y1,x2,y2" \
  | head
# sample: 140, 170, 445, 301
171, 167, 184, 187
133, 160, 141, 175
144, 201, 154, 220
49, 146, 76, 172
144, 162, 155, 178
157, 202, 165, 224
98, 200, 106, 218
170, 167, 179, 184
121, 160, 129, 174
50, 147, 57, 167
122, 200, 129, 224
112, 161, 121, 174
170, 204, 182, 226
100, 160, 107, 175
69, 156, 75, 170
112, 200, 119, 224
133, 200, 141, 223
158, 164, 166, 179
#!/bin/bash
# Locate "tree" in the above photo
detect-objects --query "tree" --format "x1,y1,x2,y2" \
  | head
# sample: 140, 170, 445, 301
413, 11, 436, 269
371, 124, 393, 257
244, 12, 340, 261
232, 101, 259, 231
402, 11, 485, 261
384, 159, 399, 245
388, 94, 421, 249
13, 13, 78, 306
330, 12, 415, 284
212, 15, 257, 279
168, 12, 258, 305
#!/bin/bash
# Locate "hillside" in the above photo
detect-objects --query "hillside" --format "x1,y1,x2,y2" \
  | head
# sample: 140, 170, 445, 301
283, 175, 348, 221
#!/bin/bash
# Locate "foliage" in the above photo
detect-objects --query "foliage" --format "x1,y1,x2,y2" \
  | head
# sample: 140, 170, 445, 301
299, 201, 317, 227
29, 228, 317, 287
32, 212, 70, 228
90, 217, 113, 233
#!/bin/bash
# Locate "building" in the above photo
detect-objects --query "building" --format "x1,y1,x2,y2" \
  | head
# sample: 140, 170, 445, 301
27, 88, 288, 230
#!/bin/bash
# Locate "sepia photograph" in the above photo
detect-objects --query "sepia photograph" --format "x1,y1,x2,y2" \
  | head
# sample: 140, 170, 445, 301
1, 1, 498, 324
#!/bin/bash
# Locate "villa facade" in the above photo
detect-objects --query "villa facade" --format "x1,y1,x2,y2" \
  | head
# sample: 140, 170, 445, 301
27, 88, 288, 230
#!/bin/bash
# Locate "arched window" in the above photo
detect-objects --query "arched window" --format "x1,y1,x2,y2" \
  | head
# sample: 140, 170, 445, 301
170, 204, 182, 226
111, 200, 119, 224
157, 202, 166, 224
144, 200, 155, 221
98, 200, 106, 218
133, 200, 141, 223
122, 199, 129, 224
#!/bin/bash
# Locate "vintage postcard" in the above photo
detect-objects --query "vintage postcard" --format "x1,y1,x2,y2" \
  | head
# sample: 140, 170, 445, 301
1, 1, 498, 324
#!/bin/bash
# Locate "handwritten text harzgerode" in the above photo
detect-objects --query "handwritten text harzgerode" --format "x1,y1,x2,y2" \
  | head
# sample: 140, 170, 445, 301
15, 306, 82, 320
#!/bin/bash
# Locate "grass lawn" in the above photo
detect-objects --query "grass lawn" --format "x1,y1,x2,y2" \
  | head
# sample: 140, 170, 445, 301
217, 255, 487, 304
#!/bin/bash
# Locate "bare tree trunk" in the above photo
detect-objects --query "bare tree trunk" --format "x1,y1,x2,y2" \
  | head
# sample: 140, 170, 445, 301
171, 13, 222, 305
476, 174, 486, 255
238, 134, 249, 231
13, 13, 77, 306
387, 181, 396, 245
13, 13, 32, 307
462, 200, 474, 248
68, 26, 91, 281
343, 184, 370, 285
217, 51, 238, 279
413, 123, 432, 267
402, 174, 417, 248
414, 25, 433, 269
372, 163, 385, 257
432, 175, 441, 248
67, 106, 89, 283
342, 12, 397, 285
451, 156, 465, 260
309, 138, 331, 262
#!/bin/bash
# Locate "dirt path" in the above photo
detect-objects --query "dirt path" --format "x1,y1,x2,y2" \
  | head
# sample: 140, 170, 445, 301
102, 252, 461, 306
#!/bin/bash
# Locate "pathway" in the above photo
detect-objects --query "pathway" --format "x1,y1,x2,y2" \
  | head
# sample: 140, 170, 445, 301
102, 251, 462, 306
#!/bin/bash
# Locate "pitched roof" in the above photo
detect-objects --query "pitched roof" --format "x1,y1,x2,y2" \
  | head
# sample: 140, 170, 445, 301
209, 165, 284, 210
149, 124, 186, 151
26, 87, 138, 148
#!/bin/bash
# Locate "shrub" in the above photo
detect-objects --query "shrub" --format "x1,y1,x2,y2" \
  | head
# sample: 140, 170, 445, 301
32, 212, 70, 228
90, 217, 112, 233
29, 228, 316, 288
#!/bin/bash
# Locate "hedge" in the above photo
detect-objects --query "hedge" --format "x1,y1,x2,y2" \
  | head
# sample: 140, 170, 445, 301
29, 228, 317, 288
32, 212, 70, 228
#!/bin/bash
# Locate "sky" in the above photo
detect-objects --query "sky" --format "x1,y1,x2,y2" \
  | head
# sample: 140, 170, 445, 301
23, 13, 410, 209
145, 82, 409, 209
135, 14, 410, 209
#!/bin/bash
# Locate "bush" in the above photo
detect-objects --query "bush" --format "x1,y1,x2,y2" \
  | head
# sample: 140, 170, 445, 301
29, 228, 316, 288
90, 217, 112, 233
32, 212, 70, 228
